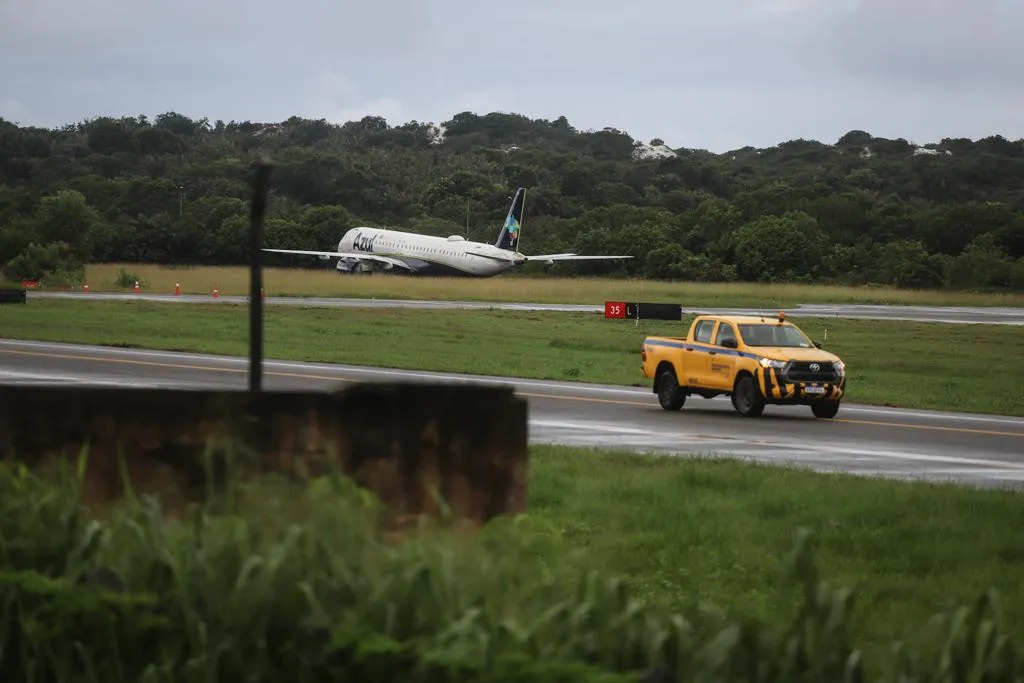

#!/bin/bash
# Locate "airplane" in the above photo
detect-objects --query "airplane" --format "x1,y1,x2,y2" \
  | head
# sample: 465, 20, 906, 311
261, 187, 633, 277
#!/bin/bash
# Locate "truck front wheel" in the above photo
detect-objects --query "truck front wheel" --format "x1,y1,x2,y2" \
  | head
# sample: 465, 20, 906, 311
811, 400, 840, 419
731, 374, 765, 417
656, 367, 686, 411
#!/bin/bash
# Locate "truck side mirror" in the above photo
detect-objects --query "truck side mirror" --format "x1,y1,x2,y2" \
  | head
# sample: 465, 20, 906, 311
721, 338, 738, 349
812, 339, 822, 348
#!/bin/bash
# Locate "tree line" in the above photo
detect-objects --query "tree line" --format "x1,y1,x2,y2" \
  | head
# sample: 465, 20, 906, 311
1, 111, 1023, 290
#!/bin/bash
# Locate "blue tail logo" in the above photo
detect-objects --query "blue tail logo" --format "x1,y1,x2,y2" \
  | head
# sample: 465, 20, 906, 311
495, 187, 526, 251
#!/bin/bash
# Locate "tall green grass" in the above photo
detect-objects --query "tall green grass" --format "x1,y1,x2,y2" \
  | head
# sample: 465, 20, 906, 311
1, 447, 1021, 683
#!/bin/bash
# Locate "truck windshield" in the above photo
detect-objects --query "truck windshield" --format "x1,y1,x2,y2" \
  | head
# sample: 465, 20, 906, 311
737, 324, 813, 348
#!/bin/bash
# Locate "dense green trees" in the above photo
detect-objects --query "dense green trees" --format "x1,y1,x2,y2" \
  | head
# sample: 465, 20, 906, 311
1, 111, 1022, 289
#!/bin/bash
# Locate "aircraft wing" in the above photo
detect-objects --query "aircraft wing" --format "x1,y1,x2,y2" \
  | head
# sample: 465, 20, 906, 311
524, 253, 634, 262
261, 248, 414, 271
464, 248, 517, 263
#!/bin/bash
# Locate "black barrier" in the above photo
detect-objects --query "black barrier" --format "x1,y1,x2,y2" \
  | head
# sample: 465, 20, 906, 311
0, 288, 26, 304
604, 301, 683, 321
626, 302, 682, 321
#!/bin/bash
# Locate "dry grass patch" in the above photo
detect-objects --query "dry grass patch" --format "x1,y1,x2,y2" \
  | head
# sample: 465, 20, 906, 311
83, 263, 1024, 308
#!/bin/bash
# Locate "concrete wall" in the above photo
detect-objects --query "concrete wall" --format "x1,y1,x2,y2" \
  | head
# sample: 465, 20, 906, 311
0, 382, 528, 529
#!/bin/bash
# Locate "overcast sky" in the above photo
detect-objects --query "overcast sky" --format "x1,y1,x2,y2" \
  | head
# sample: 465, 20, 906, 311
1, 0, 1021, 153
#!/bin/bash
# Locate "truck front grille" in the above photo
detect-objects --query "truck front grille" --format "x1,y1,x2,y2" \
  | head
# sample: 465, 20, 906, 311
785, 361, 838, 382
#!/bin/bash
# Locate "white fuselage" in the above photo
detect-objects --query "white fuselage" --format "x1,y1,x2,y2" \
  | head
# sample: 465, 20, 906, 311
336, 226, 524, 277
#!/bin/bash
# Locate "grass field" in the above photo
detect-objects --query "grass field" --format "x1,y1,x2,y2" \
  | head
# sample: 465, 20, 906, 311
77, 262, 1024, 308
5, 444, 1024, 680
3, 298, 1023, 416
529, 446, 1024, 661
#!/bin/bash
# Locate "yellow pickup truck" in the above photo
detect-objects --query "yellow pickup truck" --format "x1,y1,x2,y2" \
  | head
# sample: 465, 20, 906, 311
640, 312, 847, 418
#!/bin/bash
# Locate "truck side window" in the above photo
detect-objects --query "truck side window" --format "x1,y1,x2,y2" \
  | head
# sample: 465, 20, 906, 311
715, 323, 737, 346
694, 320, 715, 344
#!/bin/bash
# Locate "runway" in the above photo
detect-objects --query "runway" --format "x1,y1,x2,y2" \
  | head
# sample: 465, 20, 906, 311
2, 338, 1023, 490
25, 291, 1024, 325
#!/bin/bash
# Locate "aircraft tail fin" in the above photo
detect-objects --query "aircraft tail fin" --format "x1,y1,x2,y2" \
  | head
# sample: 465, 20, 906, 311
494, 187, 526, 251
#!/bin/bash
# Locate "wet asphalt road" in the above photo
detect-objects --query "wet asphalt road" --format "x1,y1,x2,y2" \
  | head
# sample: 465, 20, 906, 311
2, 338, 1022, 490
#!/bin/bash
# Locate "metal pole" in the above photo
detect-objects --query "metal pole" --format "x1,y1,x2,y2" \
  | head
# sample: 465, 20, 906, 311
249, 159, 273, 393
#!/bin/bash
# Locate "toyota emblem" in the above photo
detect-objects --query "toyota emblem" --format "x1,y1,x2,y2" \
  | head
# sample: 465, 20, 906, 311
809, 363, 821, 372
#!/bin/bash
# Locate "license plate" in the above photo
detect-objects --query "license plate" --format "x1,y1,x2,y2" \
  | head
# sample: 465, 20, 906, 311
805, 386, 826, 394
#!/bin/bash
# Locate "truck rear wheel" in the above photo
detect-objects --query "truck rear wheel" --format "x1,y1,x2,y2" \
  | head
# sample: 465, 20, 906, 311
731, 374, 765, 417
811, 400, 840, 419
656, 367, 686, 411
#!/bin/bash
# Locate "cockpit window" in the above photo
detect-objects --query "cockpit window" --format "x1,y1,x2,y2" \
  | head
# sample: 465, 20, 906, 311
738, 324, 812, 348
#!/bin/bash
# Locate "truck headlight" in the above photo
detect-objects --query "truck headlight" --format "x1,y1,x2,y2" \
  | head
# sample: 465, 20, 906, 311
759, 358, 785, 369
834, 361, 845, 374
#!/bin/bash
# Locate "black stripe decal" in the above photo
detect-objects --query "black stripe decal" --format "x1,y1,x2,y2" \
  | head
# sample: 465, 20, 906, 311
763, 368, 774, 398
774, 368, 787, 398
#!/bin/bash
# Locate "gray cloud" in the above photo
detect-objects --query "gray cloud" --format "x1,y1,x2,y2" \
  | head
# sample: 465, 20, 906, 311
805, 0, 1024, 90
0, 0, 1020, 151
0, 0, 146, 54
